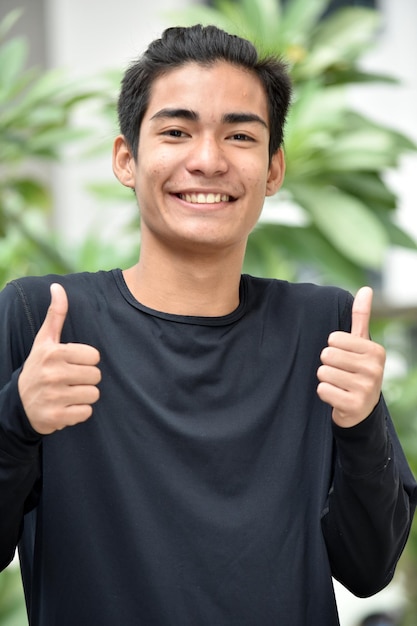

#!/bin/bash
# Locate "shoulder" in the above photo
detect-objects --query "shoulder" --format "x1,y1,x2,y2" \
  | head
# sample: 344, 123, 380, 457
7, 269, 117, 296
243, 275, 353, 331
2, 270, 119, 336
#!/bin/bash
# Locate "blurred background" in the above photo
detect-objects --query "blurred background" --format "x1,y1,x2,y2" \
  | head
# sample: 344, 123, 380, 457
0, 0, 416, 624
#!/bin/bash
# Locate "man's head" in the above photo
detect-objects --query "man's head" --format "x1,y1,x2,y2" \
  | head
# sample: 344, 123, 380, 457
117, 24, 292, 163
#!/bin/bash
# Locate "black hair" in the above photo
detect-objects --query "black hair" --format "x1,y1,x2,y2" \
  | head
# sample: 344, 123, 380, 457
118, 24, 292, 163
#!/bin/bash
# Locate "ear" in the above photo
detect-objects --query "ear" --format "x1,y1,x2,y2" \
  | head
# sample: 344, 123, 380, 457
265, 147, 285, 197
112, 135, 136, 189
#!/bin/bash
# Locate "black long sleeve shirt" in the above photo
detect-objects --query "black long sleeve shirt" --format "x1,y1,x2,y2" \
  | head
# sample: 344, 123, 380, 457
0, 270, 416, 625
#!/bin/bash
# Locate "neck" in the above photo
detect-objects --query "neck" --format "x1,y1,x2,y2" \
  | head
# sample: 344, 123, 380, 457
123, 242, 245, 317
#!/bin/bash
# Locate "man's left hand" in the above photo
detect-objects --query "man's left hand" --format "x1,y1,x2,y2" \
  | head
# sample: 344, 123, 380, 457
317, 286, 386, 428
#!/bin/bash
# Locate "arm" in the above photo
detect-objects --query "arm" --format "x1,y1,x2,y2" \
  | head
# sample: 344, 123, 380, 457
321, 397, 416, 596
0, 284, 42, 570
0, 280, 101, 570
317, 287, 417, 595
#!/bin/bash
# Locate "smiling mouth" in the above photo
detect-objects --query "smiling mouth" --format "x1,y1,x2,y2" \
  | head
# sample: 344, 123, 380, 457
178, 193, 234, 204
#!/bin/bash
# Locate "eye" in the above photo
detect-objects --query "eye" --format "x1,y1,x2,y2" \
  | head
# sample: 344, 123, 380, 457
163, 129, 187, 138
230, 132, 254, 142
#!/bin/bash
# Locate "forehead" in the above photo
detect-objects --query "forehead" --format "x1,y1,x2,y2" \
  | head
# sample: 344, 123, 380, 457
145, 61, 269, 123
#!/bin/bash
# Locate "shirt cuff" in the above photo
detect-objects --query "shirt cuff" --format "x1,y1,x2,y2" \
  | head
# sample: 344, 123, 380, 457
0, 369, 42, 460
332, 397, 390, 478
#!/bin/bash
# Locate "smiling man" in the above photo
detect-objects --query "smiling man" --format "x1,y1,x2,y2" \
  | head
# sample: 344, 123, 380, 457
0, 24, 416, 626
113, 59, 284, 315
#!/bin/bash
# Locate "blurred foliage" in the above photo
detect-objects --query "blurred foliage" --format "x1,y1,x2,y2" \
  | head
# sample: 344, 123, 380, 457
0, 9, 131, 287
0, 565, 27, 626
0, 8, 79, 283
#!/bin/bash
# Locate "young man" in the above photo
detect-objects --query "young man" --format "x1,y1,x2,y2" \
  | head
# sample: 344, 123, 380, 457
0, 24, 415, 626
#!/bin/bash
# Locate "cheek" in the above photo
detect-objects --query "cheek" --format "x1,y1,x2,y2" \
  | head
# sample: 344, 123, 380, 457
242, 169, 269, 198
241, 155, 270, 189
148, 154, 167, 177
137, 156, 168, 196
138, 140, 169, 176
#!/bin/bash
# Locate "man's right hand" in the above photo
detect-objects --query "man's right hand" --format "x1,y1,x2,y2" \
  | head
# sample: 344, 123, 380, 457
18, 283, 101, 435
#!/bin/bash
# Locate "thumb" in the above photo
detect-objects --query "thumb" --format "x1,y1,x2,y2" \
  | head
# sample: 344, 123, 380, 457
35, 283, 68, 344
351, 286, 373, 338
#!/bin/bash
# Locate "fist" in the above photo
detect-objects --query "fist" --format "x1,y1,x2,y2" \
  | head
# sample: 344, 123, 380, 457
317, 287, 386, 428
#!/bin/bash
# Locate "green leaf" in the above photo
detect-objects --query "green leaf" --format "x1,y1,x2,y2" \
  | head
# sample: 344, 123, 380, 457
0, 67, 37, 106
280, 0, 329, 43
24, 127, 88, 155
10, 68, 69, 110
303, 8, 380, 76
345, 111, 417, 152
0, 9, 23, 41
211, 0, 266, 42
0, 38, 27, 90
237, 0, 282, 48
291, 184, 389, 268
247, 221, 366, 287
287, 82, 347, 133
328, 172, 397, 211
167, 6, 238, 33
323, 68, 399, 87
245, 225, 296, 280
170, 0, 280, 49
375, 214, 417, 250
248, 0, 281, 25
10, 179, 51, 210
0, 565, 27, 625
321, 130, 400, 171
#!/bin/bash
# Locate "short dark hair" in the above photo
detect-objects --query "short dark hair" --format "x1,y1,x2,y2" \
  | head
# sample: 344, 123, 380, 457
117, 24, 292, 163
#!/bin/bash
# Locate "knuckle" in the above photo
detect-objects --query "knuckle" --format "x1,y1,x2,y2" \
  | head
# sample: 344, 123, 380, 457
327, 331, 343, 346
94, 367, 102, 384
317, 365, 330, 382
85, 346, 100, 364
90, 386, 100, 403
78, 405, 94, 421
320, 347, 330, 362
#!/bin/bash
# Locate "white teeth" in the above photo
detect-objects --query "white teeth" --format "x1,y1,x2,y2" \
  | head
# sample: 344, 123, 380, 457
181, 193, 230, 204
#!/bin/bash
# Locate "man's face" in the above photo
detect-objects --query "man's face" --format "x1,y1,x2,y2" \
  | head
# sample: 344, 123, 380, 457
117, 61, 284, 256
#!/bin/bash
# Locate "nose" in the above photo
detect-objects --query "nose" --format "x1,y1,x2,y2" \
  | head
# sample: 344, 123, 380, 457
185, 134, 228, 177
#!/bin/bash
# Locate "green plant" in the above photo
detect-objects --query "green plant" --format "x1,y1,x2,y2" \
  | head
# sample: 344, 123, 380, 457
0, 9, 114, 288
0, 565, 27, 626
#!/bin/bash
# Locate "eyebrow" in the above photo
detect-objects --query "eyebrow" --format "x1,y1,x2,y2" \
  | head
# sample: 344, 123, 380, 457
150, 108, 268, 128
150, 108, 198, 122
223, 112, 268, 129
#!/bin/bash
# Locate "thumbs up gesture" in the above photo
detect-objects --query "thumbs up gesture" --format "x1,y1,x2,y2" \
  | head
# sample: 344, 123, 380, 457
18, 283, 101, 435
317, 287, 386, 428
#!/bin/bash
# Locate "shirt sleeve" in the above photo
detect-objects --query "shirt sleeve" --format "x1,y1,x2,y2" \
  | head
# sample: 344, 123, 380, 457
0, 282, 43, 571
321, 395, 417, 597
